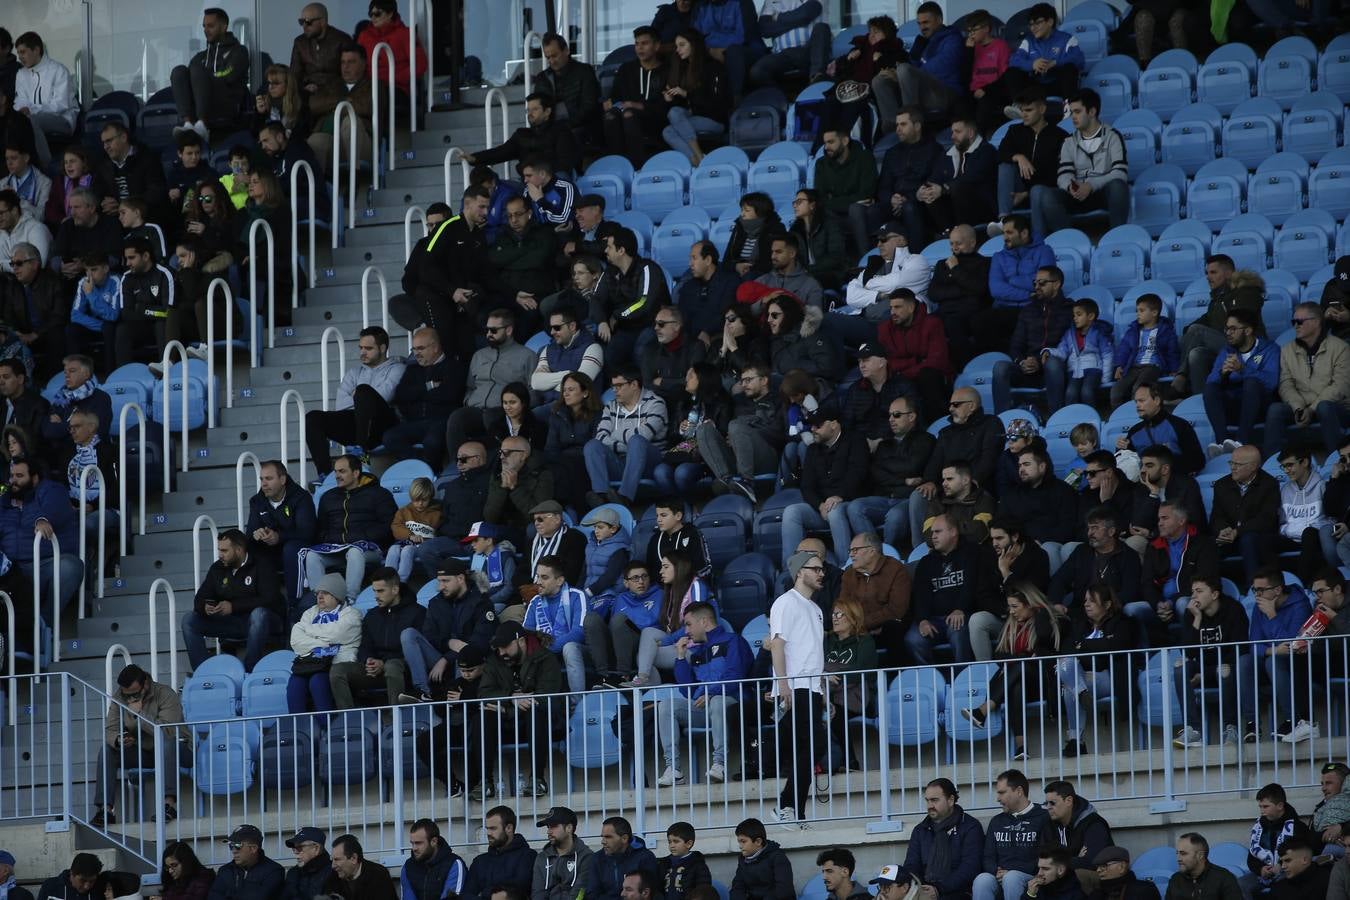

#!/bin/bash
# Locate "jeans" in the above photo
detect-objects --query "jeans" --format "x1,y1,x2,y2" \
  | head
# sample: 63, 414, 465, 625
905, 619, 974, 665
652, 461, 704, 495
991, 356, 1068, 413
1174, 652, 1248, 736
1246, 653, 1311, 724
973, 871, 1034, 900
697, 419, 779, 482
414, 537, 469, 578
287, 671, 336, 712
749, 24, 832, 84
330, 658, 408, 708
655, 694, 737, 767
181, 608, 282, 671
583, 435, 658, 501
662, 108, 725, 163
1056, 658, 1114, 739
845, 496, 909, 550
996, 163, 1027, 218
1030, 180, 1130, 237
1064, 371, 1102, 406
304, 547, 382, 603
1263, 400, 1349, 458
401, 629, 447, 693
780, 501, 852, 568
97, 738, 190, 809
968, 611, 1005, 662
559, 640, 589, 693
637, 627, 680, 679
1178, 324, 1227, 393
1203, 378, 1269, 445
584, 610, 643, 678
385, 543, 418, 581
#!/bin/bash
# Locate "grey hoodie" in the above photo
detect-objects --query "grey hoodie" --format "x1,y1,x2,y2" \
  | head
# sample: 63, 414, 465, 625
594, 388, 668, 452
465, 339, 539, 408
531, 836, 595, 900
1056, 124, 1128, 192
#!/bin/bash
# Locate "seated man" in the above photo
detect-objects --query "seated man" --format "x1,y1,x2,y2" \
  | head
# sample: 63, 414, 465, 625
522, 554, 591, 693
1133, 444, 1206, 535
330, 567, 423, 709
846, 394, 935, 551
560, 193, 607, 261
601, 27, 668, 164
531, 308, 603, 406
1271, 839, 1330, 900
914, 460, 997, 548
838, 224, 931, 346
1042, 781, 1113, 871
838, 531, 912, 661
1031, 89, 1128, 236
64, 409, 119, 554
1209, 444, 1280, 584
897, 779, 983, 897
696, 361, 783, 500
1141, 500, 1219, 630
855, 108, 944, 252
1049, 505, 1142, 613
1202, 307, 1277, 451
990, 265, 1072, 413
747, 0, 832, 87
0, 358, 48, 451
1074, 451, 1149, 552
306, 44, 374, 173
1264, 302, 1350, 459
877, 288, 950, 424
486, 194, 558, 336
416, 444, 490, 576
92, 663, 187, 828
906, 514, 996, 664
521, 156, 578, 231
91, 121, 167, 218
993, 92, 1067, 226
1, 457, 81, 613
654, 601, 752, 785
781, 402, 868, 568
988, 214, 1055, 327
258, 121, 321, 197
872, 3, 963, 125
484, 437, 555, 535
584, 366, 667, 507
812, 130, 878, 239
303, 454, 397, 605
644, 498, 712, 580
972, 769, 1049, 900
304, 326, 407, 475
1172, 574, 1250, 749
536, 32, 602, 138
996, 446, 1077, 552
1173, 254, 1265, 396
1003, 5, 1085, 100
0, 241, 67, 378
595, 227, 669, 370
182, 528, 282, 672
246, 459, 318, 613
384, 328, 464, 468
169, 9, 250, 139
925, 225, 991, 368
916, 387, 1004, 499
522, 500, 587, 588
640, 306, 707, 407
444, 309, 538, 460
841, 342, 912, 442
0, 184, 49, 267
399, 558, 494, 701
916, 113, 997, 237
462, 93, 582, 177
755, 233, 825, 314
1116, 382, 1205, 477
112, 237, 176, 368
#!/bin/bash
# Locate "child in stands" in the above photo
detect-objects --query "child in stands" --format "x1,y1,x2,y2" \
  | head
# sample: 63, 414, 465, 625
1047, 297, 1114, 408
659, 821, 712, 900
388, 477, 442, 580
1111, 292, 1179, 407
464, 519, 517, 611
1066, 422, 1099, 491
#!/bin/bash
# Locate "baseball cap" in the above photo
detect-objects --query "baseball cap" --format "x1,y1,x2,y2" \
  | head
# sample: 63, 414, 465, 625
851, 342, 887, 360
1092, 847, 1130, 867
461, 521, 503, 543
536, 806, 578, 827
0, 850, 15, 867
436, 559, 469, 576
581, 507, 620, 527
530, 500, 564, 516
285, 827, 326, 848
804, 401, 842, 428
876, 221, 906, 240
224, 824, 264, 845
869, 865, 903, 886
457, 644, 488, 668
1005, 418, 1037, 441
491, 620, 527, 648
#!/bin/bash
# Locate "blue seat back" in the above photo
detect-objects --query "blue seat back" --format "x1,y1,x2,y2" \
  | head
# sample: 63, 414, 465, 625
886, 668, 946, 746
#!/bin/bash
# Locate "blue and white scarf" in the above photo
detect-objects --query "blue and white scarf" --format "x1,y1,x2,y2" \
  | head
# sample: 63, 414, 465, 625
307, 605, 344, 658
295, 541, 379, 597
68, 436, 101, 502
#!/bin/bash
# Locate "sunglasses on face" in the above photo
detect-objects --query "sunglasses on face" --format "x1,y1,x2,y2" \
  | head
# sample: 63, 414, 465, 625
456, 455, 480, 464
298, 16, 322, 25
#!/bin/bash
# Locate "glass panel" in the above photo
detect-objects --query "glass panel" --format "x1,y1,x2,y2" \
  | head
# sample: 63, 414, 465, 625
88, 0, 256, 99
8, 0, 88, 101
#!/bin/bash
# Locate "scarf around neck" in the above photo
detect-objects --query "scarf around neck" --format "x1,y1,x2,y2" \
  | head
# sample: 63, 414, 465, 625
926, 806, 964, 885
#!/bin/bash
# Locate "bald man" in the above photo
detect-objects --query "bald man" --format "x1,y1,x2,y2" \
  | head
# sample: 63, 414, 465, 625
1210, 444, 1281, 583
926, 224, 991, 368
381, 328, 467, 469
915, 388, 1006, 504
291, 2, 352, 97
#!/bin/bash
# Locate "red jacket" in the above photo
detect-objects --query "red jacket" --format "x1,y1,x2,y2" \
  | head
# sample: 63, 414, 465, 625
357, 16, 428, 94
877, 304, 951, 379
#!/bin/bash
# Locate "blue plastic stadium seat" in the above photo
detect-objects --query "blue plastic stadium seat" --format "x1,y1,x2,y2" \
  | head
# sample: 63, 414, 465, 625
1223, 98, 1282, 171
1044, 404, 1104, 470
1114, 109, 1163, 180
1196, 44, 1255, 114
694, 494, 754, 572
1090, 225, 1151, 298
1131, 164, 1185, 237
1248, 152, 1309, 226
1309, 147, 1350, 222
1320, 36, 1350, 102
729, 88, 787, 153
1152, 220, 1214, 291
1161, 104, 1220, 175
1138, 50, 1198, 122
690, 162, 746, 213
1273, 209, 1336, 282
578, 155, 635, 213
652, 220, 709, 278
610, 210, 655, 255
1045, 229, 1092, 292
1085, 56, 1139, 121
1065, 19, 1109, 66
1213, 213, 1274, 273
717, 552, 777, 630
1065, 0, 1120, 27
1258, 36, 1317, 109
1282, 93, 1343, 164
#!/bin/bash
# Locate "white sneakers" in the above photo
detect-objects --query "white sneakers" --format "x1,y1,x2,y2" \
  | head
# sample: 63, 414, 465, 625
1173, 726, 1203, 748
656, 765, 686, 786
706, 763, 726, 783
1279, 720, 1320, 743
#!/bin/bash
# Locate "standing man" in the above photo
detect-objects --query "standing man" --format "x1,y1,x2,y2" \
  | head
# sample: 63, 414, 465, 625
91, 663, 187, 827
304, 326, 408, 475
402, 186, 492, 362
766, 549, 827, 825
169, 8, 250, 139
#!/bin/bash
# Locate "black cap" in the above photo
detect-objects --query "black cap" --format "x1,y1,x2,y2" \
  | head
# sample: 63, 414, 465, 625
457, 644, 487, 668
285, 827, 326, 848
224, 824, 264, 845
805, 401, 842, 427
851, 342, 887, 359
876, 221, 906, 239
536, 806, 578, 827
576, 193, 605, 209
436, 558, 469, 576
491, 620, 527, 648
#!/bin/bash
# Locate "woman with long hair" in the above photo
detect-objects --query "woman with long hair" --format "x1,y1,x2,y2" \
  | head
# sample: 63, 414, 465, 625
1056, 582, 1137, 757
625, 551, 714, 687
660, 29, 729, 164
823, 595, 878, 773
181, 178, 235, 273
489, 381, 547, 450
158, 841, 214, 900
546, 371, 602, 510
654, 362, 732, 495
253, 64, 309, 137
786, 189, 848, 290
961, 583, 1064, 760
237, 168, 295, 322
711, 306, 763, 388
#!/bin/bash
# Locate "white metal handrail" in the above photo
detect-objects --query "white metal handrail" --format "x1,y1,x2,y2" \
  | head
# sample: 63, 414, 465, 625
371, 42, 398, 191
76, 464, 107, 617
279, 390, 308, 482
33, 532, 59, 669
247, 217, 276, 350
443, 147, 470, 206
146, 577, 177, 688
104, 644, 131, 710
408, 0, 435, 125
160, 341, 190, 491
290, 158, 317, 314
236, 451, 261, 530
118, 403, 147, 558
332, 100, 358, 247
0, 591, 15, 723
192, 514, 219, 591
404, 205, 427, 262
522, 31, 544, 104
483, 88, 510, 180
361, 267, 391, 340
203, 277, 234, 423
319, 327, 346, 412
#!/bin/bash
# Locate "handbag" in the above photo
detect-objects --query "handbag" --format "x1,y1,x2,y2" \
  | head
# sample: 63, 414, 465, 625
290, 654, 332, 677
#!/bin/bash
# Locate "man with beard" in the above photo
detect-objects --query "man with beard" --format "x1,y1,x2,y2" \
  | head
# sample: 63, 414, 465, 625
464, 806, 538, 900
916, 113, 997, 238
531, 807, 595, 900
403, 819, 467, 900
896, 778, 984, 898
402, 186, 492, 361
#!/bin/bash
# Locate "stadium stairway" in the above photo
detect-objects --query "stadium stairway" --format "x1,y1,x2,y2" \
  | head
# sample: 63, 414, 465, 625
0, 84, 532, 819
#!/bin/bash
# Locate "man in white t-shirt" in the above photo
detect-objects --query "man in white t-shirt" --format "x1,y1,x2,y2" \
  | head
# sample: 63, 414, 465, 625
766, 549, 827, 825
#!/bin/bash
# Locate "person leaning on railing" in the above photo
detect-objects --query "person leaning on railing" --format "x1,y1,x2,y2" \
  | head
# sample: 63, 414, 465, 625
91, 663, 189, 828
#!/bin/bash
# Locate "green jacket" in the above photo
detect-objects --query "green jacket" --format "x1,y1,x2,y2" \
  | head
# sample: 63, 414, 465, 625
812, 146, 878, 215
480, 635, 567, 726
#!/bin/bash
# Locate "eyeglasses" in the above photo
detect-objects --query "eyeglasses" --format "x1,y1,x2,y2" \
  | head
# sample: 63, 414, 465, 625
455, 455, 480, 464
1292, 317, 1314, 326
831, 610, 847, 618
1032, 279, 1055, 286
625, 573, 650, 582
200, 194, 216, 204
948, 399, 974, 409
654, 320, 677, 328
1084, 468, 1105, 476
724, 314, 739, 323
298, 16, 322, 25
532, 514, 556, 523
766, 312, 783, 320
500, 448, 526, 457
739, 374, 764, 384
9, 258, 35, 268
800, 565, 825, 573
611, 380, 630, 388
227, 842, 244, 851
485, 325, 506, 334
847, 546, 868, 555
1253, 585, 1281, 594
889, 411, 912, 419
548, 324, 567, 332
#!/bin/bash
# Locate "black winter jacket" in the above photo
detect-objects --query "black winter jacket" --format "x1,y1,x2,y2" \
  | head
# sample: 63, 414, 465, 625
464, 834, 538, 900
194, 552, 281, 617
394, 355, 466, 422
282, 852, 332, 900
420, 583, 497, 666
359, 589, 426, 662
875, 138, 944, 204
927, 253, 992, 317
802, 431, 869, 508
315, 474, 398, 548
867, 429, 936, 498
659, 852, 712, 900
593, 838, 659, 900
1045, 795, 1114, 871
247, 480, 318, 549
206, 856, 287, 900
437, 466, 489, 541
923, 411, 1005, 489
729, 840, 794, 900
998, 475, 1079, 543
475, 120, 582, 177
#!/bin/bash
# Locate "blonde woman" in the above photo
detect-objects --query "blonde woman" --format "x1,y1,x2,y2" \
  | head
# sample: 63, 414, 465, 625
823, 595, 878, 773
253, 64, 309, 137
960, 583, 1063, 760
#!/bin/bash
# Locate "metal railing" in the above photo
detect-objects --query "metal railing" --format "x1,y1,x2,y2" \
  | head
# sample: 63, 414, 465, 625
279, 390, 308, 482
192, 515, 219, 592
104, 643, 130, 707
442, 147, 470, 207
403, 205, 427, 263
521, 31, 545, 108
332, 100, 359, 247
483, 88, 511, 180
409, 0, 433, 125
0, 591, 16, 723
160, 341, 190, 492
235, 452, 262, 530
361, 266, 390, 334
247, 217, 276, 351
76, 464, 107, 617
371, 42, 398, 191
290, 159, 317, 317
146, 577, 178, 690
204, 277, 234, 424
319, 327, 346, 412
118, 402, 147, 558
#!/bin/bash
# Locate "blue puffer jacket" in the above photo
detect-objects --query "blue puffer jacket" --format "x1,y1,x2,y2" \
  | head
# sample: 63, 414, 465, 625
990, 240, 1056, 306
610, 585, 664, 628
0, 478, 78, 568
1009, 30, 1086, 79
899, 807, 986, 900
593, 837, 659, 900
583, 531, 630, 606
1115, 318, 1180, 375
70, 276, 121, 332
910, 25, 964, 92
1049, 320, 1115, 377
1205, 335, 1280, 391
671, 625, 754, 702
522, 583, 587, 647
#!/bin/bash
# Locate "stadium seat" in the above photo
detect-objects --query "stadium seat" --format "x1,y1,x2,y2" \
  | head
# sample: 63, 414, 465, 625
1273, 209, 1336, 282
381, 459, 434, 501
1283, 92, 1342, 164
1065, 0, 1120, 27
753, 489, 801, 562
137, 99, 181, 152
1196, 44, 1256, 115
1173, 394, 1215, 447
1152, 220, 1213, 291
1065, 19, 1109, 66
1161, 104, 1221, 175
741, 614, 770, 655
831, 24, 868, 58
1044, 404, 1104, 470
1309, 147, 1350, 222
610, 210, 655, 255
194, 726, 254, 808
1102, 400, 1138, 447
1114, 109, 1163, 180
709, 217, 735, 255
1303, 264, 1335, 303
1131, 163, 1186, 237
652, 219, 709, 278
1320, 34, 1350, 102
1084, 56, 1139, 121
690, 161, 746, 212
945, 662, 1005, 750
578, 155, 634, 213
717, 552, 777, 630
565, 692, 627, 771
1173, 294, 1208, 332
632, 151, 692, 223
1258, 36, 1317, 109
1121, 280, 1176, 317
1248, 152, 1309, 226
729, 87, 787, 153
254, 650, 296, 672
1090, 225, 1151, 298
886, 668, 946, 746
694, 494, 754, 574
921, 239, 951, 269
525, 331, 550, 354
1045, 229, 1092, 292
1213, 213, 1275, 273
1223, 98, 1282, 170
1132, 846, 1179, 896
183, 656, 246, 731
1138, 49, 1198, 122
787, 80, 834, 145
989, 120, 1014, 149
954, 352, 1011, 412
321, 711, 378, 786
978, 235, 1003, 257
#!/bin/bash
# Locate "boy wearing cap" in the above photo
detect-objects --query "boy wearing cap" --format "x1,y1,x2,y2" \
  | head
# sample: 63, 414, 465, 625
212, 826, 286, 900
523, 555, 591, 693
780, 403, 869, 569
465, 521, 518, 610
400, 559, 495, 702
532, 806, 595, 900
35, 854, 101, 900
581, 506, 631, 605
282, 828, 331, 900
0, 850, 34, 900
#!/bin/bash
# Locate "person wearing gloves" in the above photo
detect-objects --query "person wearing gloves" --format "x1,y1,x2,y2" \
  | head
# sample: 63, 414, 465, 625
896, 778, 985, 900
286, 573, 362, 713
522, 554, 591, 693
835, 222, 931, 346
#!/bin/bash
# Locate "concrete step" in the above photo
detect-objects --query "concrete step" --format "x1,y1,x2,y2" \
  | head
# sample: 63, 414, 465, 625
384, 164, 454, 191
344, 222, 407, 248
94, 570, 197, 599
314, 261, 406, 287
293, 301, 410, 331
333, 242, 406, 266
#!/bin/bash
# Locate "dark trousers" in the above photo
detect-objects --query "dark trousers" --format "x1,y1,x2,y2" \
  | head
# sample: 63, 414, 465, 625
382, 417, 448, 469
169, 64, 246, 131
114, 318, 165, 369
603, 109, 660, 165
779, 689, 824, 817
911, 367, 950, 427
305, 384, 400, 474
1203, 378, 1270, 446
467, 704, 556, 788
922, 180, 998, 236
1002, 64, 1080, 101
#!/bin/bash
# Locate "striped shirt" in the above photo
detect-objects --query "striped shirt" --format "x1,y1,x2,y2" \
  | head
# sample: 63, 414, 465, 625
760, 0, 818, 53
